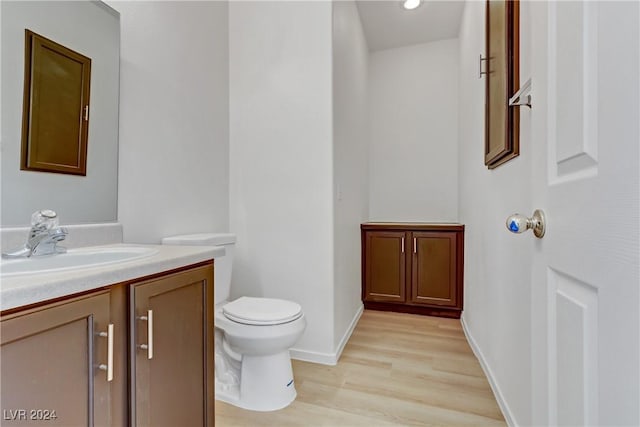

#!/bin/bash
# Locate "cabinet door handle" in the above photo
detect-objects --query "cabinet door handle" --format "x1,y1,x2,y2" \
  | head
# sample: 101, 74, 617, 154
401, 237, 405, 253
413, 238, 417, 254
138, 310, 154, 360
98, 323, 114, 382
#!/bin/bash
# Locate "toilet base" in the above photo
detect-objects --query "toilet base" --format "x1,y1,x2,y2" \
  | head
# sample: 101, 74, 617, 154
215, 350, 297, 412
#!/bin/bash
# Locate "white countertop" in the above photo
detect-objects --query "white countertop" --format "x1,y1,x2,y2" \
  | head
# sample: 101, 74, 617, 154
0, 243, 225, 312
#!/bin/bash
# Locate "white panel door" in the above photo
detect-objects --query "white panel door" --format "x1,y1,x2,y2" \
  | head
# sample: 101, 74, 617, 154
529, 1, 639, 426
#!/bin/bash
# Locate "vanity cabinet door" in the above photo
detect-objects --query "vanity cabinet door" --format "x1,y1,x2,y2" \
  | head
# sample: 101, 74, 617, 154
130, 264, 214, 427
363, 231, 407, 303
0, 291, 113, 426
410, 232, 458, 307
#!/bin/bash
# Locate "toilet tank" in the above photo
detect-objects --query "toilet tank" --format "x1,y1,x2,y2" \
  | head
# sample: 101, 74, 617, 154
161, 233, 236, 304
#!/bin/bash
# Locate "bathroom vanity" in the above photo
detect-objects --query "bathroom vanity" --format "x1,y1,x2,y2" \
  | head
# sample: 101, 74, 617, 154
361, 222, 465, 319
0, 244, 221, 427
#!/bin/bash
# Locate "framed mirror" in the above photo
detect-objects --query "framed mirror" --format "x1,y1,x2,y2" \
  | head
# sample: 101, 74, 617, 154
1, 1, 119, 226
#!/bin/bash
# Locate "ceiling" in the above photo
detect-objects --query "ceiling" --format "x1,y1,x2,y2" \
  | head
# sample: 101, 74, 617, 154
355, 0, 465, 52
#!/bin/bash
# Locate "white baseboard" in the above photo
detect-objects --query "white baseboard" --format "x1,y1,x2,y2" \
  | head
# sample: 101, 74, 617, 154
460, 313, 517, 427
333, 303, 364, 362
288, 348, 339, 365
290, 303, 364, 366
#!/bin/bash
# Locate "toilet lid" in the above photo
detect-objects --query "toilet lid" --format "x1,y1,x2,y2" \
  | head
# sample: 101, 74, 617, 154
222, 297, 303, 326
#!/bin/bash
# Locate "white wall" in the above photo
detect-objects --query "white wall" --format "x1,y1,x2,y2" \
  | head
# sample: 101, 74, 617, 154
369, 39, 459, 222
1, 1, 119, 226
228, 1, 335, 359
114, 1, 229, 243
332, 1, 369, 351
458, 1, 532, 425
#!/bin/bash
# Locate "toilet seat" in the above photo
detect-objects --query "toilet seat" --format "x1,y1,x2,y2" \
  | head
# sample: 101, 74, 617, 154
223, 297, 303, 326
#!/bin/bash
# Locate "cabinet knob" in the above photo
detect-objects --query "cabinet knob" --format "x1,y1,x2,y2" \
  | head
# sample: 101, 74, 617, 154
506, 209, 546, 238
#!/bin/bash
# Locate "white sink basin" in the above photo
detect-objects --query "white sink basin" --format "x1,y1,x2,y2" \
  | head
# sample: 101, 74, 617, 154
1, 246, 159, 277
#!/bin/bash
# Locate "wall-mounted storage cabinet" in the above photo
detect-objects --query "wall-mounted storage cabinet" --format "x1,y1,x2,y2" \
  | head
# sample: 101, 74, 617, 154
21, 30, 92, 176
361, 223, 464, 318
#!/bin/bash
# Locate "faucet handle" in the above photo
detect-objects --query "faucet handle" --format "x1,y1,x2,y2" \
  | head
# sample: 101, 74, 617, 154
31, 209, 59, 230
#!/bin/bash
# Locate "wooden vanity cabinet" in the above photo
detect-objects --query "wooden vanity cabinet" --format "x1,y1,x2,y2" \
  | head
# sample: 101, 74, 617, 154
362, 223, 464, 318
0, 290, 120, 426
130, 264, 214, 427
0, 261, 214, 427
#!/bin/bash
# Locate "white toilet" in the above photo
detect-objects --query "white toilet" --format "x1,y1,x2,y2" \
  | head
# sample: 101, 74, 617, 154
161, 233, 306, 412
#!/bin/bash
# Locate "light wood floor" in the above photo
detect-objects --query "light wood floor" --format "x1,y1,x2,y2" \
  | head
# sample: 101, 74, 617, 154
215, 310, 506, 426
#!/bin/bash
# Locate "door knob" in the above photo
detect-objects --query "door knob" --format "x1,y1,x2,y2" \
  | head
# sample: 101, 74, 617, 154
506, 209, 546, 238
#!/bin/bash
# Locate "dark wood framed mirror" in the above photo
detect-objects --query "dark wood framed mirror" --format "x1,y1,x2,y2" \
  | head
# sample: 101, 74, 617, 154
484, 0, 519, 169
21, 29, 92, 176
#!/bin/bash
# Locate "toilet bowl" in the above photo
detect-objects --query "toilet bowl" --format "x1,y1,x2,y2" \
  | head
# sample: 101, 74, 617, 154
162, 233, 306, 412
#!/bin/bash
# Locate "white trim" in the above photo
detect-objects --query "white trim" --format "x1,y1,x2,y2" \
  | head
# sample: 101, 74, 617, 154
334, 303, 364, 362
460, 313, 517, 427
290, 303, 364, 366
288, 347, 339, 366
1, 222, 123, 253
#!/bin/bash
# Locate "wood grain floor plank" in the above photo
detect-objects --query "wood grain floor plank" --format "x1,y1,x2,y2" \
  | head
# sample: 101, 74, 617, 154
216, 310, 506, 426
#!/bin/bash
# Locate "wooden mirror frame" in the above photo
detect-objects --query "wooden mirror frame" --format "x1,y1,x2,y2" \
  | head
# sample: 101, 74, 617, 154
484, 0, 519, 169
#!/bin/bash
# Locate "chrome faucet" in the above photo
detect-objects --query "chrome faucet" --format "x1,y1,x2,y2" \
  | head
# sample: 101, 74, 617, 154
2, 210, 68, 258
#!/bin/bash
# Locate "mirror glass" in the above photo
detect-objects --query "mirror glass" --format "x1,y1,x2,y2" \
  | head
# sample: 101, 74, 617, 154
1, 1, 119, 226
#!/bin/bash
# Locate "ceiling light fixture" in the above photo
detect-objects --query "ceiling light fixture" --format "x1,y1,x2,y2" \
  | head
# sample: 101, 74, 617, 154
402, 0, 421, 10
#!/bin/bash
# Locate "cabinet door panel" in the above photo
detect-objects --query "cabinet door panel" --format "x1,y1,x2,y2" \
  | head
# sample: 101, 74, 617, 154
1, 291, 111, 426
411, 232, 457, 307
131, 265, 214, 427
364, 231, 407, 302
